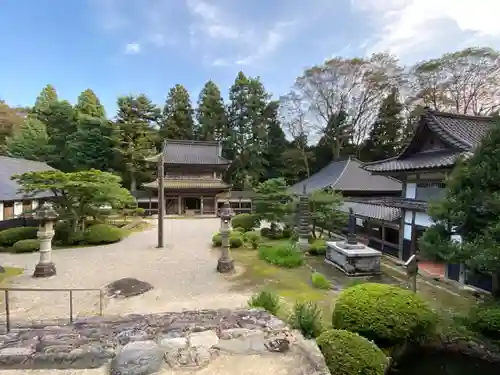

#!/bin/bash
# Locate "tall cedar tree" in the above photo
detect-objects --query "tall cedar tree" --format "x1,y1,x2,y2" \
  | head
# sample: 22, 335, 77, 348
360, 88, 403, 162
32, 84, 58, 121
74, 89, 106, 118
116, 95, 161, 191
196, 80, 228, 141
161, 84, 195, 140
262, 101, 289, 180
313, 110, 349, 171
421, 120, 500, 296
5, 117, 49, 161
227, 72, 269, 188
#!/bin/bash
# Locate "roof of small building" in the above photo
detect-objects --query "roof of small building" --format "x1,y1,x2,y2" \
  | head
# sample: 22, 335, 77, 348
148, 139, 231, 165
0, 156, 55, 201
363, 109, 497, 173
289, 156, 402, 194
339, 200, 401, 222
143, 178, 230, 190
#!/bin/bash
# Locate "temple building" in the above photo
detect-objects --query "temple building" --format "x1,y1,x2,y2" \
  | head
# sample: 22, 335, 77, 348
362, 108, 497, 292
139, 140, 231, 216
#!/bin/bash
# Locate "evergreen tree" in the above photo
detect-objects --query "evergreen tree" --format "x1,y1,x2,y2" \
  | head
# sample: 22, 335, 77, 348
66, 115, 119, 171
116, 94, 160, 191
196, 80, 227, 141
420, 120, 500, 296
0, 102, 24, 152
74, 89, 106, 118
360, 88, 403, 161
5, 117, 49, 161
161, 84, 195, 140
314, 110, 349, 170
32, 84, 58, 120
262, 101, 289, 180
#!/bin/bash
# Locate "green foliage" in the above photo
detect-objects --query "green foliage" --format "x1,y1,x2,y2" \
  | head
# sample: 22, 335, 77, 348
161, 84, 195, 140
74, 89, 106, 118
231, 213, 260, 232
196, 80, 228, 141
316, 329, 387, 375
84, 224, 125, 245
12, 239, 40, 253
309, 189, 346, 239
247, 290, 280, 315
0, 227, 38, 247
260, 227, 271, 238
465, 302, 500, 339
282, 224, 293, 238
419, 223, 459, 261
332, 283, 437, 346
229, 233, 243, 248
290, 301, 323, 338
311, 272, 330, 289
243, 231, 261, 249
32, 84, 58, 118
5, 116, 49, 161
233, 226, 245, 233
309, 239, 327, 256
254, 178, 293, 225
12, 170, 136, 234
258, 243, 304, 268
212, 233, 222, 247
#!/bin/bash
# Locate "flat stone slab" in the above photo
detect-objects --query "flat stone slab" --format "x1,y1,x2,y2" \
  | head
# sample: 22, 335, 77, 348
0, 309, 329, 375
105, 278, 154, 298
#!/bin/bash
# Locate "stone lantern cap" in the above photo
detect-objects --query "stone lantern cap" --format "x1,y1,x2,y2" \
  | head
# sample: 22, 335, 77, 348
33, 202, 59, 222
220, 200, 234, 220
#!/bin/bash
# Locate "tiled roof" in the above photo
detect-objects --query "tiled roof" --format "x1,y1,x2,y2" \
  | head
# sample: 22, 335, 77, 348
363, 109, 497, 173
338, 200, 401, 222
289, 157, 401, 194
162, 140, 231, 165
0, 156, 55, 201
216, 190, 255, 200
143, 179, 229, 190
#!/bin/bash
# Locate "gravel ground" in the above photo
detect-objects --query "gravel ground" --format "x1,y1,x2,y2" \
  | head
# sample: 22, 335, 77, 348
0, 218, 252, 321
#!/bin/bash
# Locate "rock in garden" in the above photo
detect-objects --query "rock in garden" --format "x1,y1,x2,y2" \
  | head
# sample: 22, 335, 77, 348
109, 340, 163, 375
106, 278, 154, 298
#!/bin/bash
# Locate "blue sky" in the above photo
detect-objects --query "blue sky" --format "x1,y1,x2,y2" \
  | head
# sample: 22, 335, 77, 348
1, 0, 500, 116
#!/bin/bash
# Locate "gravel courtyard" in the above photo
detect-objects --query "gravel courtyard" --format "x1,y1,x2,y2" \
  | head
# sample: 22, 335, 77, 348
0, 218, 252, 322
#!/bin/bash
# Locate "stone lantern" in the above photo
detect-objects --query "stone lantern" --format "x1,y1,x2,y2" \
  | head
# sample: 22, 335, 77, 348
217, 200, 234, 273
32, 202, 59, 278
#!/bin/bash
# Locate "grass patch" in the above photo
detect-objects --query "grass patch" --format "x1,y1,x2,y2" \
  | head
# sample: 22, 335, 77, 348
0, 267, 24, 285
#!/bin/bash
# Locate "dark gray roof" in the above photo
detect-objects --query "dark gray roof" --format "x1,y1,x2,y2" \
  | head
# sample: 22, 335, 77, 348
363, 109, 496, 173
162, 140, 230, 165
216, 190, 255, 199
0, 156, 55, 201
339, 200, 401, 222
290, 157, 401, 194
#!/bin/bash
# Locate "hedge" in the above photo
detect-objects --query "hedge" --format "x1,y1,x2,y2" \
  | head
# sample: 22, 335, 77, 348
0, 227, 38, 247
12, 239, 40, 253
309, 239, 327, 256
316, 329, 387, 375
231, 214, 260, 232
84, 224, 126, 245
332, 283, 437, 345
466, 302, 500, 339
211, 232, 244, 248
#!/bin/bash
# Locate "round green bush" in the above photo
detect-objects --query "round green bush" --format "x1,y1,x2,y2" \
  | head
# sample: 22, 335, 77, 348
466, 302, 500, 339
0, 227, 38, 247
212, 233, 222, 247
316, 329, 387, 375
229, 233, 243, 248
12, 239, 40, 253
231, 214, 260, 232
332, 283, 437, 345
258, 243, 304, 268
282, 225, 293, 238
84, 224, 125, 245
309, 239, 327, 256
260, 227, 271, 238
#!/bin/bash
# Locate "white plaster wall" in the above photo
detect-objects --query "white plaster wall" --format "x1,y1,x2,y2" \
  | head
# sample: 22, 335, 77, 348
13, 201, 23, 216
404, 224, 412, 240
405, 183, 416, 199
32, 200, 39, 210
0, 202, 3, 221
403, 212, 433, 240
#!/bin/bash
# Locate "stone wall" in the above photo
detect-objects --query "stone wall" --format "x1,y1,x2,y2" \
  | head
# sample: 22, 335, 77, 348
0, 309, 330, 374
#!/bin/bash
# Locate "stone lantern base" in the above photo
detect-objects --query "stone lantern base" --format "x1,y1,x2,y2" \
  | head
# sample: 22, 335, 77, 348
33, 262, 56, 278
217, 258, 234, 273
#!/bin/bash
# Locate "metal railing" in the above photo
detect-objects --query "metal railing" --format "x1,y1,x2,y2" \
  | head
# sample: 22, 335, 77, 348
0, 287, 105, 332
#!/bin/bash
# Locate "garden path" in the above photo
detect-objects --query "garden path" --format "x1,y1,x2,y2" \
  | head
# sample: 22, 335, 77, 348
0, 218, 252, 322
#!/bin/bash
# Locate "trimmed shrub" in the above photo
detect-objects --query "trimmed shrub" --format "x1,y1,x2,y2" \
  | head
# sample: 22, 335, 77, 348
84, 224, 125, 245
282, 225, 293, 238
243, 231, 261, 249
0, 227, 38, 247
229, 233, 243, 248
316, 329, 387, 375
233, 226, 246, 234
466, 302, 500, 339
212, 233, 222, 247
12, 239, 40, 253
309, 239, 327, 256
332, 283, 437, 346
290, 301, 323, 339
311, 272, 331, 289
260, 227, 271, 238
231, 214, 260, 232
258, 243, 304, 268
248, 290, 280, 315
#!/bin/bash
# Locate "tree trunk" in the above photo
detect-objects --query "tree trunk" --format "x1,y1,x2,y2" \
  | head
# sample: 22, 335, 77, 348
130, 173, 137, 192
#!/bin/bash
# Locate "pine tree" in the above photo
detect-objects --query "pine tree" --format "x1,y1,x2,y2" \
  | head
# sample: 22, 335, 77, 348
32, 84, 58, 120
161, 84, 195, 140
5, 117, 49, 161
74, 89, 106, 118
262, 101, 289, 180
116, 94, 161, 191
360, 88, 403, 161
196, 80, 227, 141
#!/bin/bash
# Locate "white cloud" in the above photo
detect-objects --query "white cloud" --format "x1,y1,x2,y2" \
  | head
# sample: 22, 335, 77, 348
125, 43, 141, 54
351, 0, 500, 61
